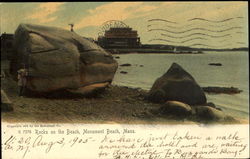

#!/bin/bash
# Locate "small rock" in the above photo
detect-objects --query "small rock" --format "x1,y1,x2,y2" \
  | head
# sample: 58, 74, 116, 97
1, 103, 14, 112
209, 63, 222, 66
120, 63, 131, 67
206, 102, 216, 108
202, 86, 242, 94
120, 71, 128, 74
195, 106, 226, 121
140, 65, 144, 67
1, 90, 13, 112
159, 101, 192, 117
205, 102, 223, 111
223, 115, 237, 122
216, 107, 222, 111
115, 56, 120, 59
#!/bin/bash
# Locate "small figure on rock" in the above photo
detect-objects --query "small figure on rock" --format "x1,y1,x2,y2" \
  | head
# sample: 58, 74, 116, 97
17, 63, 28, 97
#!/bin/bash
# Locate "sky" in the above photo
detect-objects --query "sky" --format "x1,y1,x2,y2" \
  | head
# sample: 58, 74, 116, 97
0, 2, 248, 49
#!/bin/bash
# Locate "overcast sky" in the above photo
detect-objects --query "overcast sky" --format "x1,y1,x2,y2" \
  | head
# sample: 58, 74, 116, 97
1, 2, 248, 49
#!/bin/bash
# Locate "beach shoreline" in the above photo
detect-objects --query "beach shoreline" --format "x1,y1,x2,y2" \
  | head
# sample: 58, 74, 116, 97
1, 77, 248, 124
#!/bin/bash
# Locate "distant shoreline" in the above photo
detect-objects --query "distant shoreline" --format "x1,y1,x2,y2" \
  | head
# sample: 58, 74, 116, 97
106, 49, 203, 54
106, 48, 248, 54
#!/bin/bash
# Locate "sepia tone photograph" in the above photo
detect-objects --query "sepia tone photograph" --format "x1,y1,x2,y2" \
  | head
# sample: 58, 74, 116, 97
1, 1, 249, 125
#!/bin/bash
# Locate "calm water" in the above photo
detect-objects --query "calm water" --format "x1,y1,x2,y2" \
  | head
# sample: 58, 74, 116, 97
113, 51, 249, 119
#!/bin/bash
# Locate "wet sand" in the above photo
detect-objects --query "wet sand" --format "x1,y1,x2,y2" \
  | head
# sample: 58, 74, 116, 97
1, 77, 248, 124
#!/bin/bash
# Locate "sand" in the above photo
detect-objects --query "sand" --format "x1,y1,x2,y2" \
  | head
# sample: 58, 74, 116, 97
1, 76, 248, 124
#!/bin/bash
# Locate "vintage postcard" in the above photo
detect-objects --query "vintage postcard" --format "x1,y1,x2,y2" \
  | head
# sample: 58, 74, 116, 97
1, 1, 249, 159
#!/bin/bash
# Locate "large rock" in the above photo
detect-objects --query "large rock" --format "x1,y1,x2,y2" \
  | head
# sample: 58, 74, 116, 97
147, 63, 206, 105
13, 24, 118, 94
159, 101, 192, 117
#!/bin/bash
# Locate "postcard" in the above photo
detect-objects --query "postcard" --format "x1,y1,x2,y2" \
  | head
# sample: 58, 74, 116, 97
1, 2, 249, 159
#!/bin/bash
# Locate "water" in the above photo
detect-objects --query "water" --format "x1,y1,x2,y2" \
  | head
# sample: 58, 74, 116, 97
113, 51, 249, 119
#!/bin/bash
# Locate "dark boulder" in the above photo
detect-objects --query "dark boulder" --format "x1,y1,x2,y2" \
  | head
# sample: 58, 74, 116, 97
147, 63, 206, 105
13, 24, 118, 95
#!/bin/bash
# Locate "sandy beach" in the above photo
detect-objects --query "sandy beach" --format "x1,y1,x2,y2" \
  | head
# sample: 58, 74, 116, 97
1, 76, 248, 124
